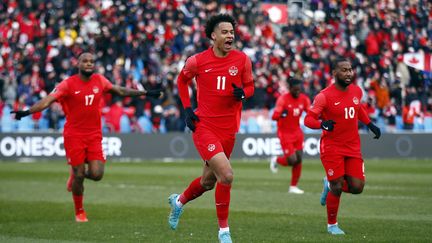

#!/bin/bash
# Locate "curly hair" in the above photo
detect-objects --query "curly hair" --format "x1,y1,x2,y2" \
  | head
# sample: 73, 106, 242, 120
205, 14, 236, 40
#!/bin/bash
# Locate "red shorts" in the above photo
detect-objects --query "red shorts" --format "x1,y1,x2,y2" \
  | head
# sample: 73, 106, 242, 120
63, 135, 106, 166
320, 153, 364, 181
278, 130, 304, 157
192, 126, 235, 161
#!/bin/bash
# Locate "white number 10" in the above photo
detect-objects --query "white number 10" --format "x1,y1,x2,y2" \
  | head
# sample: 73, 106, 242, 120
344, 107, 355, 119
217, 76, 226, 90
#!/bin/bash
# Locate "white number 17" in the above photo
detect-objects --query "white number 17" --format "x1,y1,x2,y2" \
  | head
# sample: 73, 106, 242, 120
85, 94, 94, 106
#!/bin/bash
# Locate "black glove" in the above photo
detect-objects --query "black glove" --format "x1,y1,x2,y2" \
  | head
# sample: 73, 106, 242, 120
10, 110, 31, 120
321, 120, 336, 131
280, 110, 288, 118
232, 83, 245, 101
367, 122, 381, 139
184, 107, 199, 132
145, 89, 163, 98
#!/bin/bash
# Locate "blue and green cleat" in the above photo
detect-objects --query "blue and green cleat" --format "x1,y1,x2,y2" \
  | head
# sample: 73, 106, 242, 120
168, 194, 184, 230
218, 231, 232, 243
320, 177, 330, 206
327, 225, 345, 235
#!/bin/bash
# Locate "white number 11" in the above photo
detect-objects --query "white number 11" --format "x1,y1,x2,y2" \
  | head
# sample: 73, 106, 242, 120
217, 76, 226, 90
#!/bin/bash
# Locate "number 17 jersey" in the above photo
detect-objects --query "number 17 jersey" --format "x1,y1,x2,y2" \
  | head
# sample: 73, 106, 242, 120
50, 74, 112, 136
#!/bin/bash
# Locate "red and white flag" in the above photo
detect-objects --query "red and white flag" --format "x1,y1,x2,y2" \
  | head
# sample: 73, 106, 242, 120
403, 52, 431, 72
261, 3, 288, 24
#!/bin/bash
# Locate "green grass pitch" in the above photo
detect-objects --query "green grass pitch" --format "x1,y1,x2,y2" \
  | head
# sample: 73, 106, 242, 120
0, 158, 431, 242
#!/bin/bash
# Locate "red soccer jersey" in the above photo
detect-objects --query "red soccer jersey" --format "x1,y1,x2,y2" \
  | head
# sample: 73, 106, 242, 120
306, 84, 370, 157
178, 48, 254, 134
273, 93, 310, 134
50, 74, 113, 136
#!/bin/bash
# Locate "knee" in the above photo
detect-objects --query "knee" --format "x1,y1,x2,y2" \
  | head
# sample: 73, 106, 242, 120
201, 178, 216, 190
88, 171, 104, 181
218, 171, 234, 185
329, 183, 343, 196
74, 174, 85, 183
350, 183, 365, 194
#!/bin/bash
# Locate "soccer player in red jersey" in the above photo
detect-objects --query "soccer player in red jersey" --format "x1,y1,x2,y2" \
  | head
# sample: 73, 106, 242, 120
270, 78, 310, 194
304, 58, 381, 235
168, 14, 254, 243
11, 52, 162, 222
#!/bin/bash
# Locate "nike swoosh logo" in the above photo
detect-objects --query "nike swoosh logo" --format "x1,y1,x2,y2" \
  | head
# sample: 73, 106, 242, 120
204, 68, 213, 72
75, 91, 81, 94
334, 102, 340, 105
322, 125, 328, 130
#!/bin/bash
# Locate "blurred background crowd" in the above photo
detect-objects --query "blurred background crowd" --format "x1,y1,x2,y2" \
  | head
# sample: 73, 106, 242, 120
0, 0, 431, 133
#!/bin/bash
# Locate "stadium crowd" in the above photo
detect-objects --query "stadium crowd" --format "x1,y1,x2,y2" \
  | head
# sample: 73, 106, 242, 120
0, 0, 431, 133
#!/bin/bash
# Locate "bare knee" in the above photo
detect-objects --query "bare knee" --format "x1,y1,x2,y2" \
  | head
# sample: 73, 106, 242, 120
201, 178, 216, 190
218, 171, 233, 185
87, 170, 104, 181
350, 182, 365, 194
329, 181, 343, 196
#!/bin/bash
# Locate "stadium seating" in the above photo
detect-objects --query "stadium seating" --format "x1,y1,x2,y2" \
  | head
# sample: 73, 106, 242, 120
120, 115, 131, 133
424, 117, 432, 131
1, 106, 15, 132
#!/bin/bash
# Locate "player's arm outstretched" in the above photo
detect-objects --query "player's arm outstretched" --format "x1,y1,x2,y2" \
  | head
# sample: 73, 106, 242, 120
109, 85, 163, 98
11, 95, 57, 120
304, 93, 336, 131
359, 105, 381, 139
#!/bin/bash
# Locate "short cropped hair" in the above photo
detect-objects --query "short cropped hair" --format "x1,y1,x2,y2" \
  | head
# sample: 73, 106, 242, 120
332, 57, 351, 71
205, 14, 236, 39
288, 78, 302, 87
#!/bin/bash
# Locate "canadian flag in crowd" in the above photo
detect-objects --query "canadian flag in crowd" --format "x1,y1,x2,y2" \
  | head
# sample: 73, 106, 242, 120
403, 52, 431, 72
261, 3, 288, 24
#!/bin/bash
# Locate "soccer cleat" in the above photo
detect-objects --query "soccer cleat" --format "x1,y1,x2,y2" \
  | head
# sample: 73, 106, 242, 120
320, 177, 330, 206
269, 156, 278, 173
168, 194, 184, 230
288, 186, 304, 194
66, 167, 74, 192
218, 231, 232, 243
327, 225, 345, 235
75, 211, 88, 223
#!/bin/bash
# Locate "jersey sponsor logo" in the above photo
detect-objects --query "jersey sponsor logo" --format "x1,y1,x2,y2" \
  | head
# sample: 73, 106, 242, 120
328, 169, 334, 176
204, 68, 213, 72
74, 91, 81, 94
334, 102, 341, 105
208, 144, 216, 152
228, 66, 238, 76
93, 87, 99, 94
353, 97, 359, 105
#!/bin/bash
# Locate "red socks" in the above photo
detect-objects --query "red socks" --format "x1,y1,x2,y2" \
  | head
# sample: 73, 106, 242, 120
276, 156, 289, 166
326, 192, 341, 224
179, 177, 207, 205
72, 194, 84, 214
215, 182, 231, 228
290, 163, 302, 186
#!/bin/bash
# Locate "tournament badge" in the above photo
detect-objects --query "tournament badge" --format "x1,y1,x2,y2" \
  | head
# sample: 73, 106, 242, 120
228, 66, 238, 76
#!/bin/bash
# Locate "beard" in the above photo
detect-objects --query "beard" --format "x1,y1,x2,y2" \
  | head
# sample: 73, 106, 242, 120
81, 69, 94, 77
336, 77, 351, 88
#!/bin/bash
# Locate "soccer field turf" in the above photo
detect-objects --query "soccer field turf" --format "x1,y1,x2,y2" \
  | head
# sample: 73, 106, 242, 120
0, 159, 431, 242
